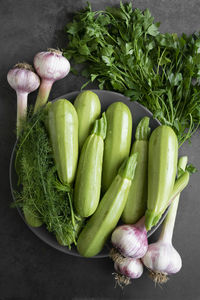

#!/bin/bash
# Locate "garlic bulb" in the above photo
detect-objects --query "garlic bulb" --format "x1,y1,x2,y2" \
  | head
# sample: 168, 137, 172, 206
142, 241, 182, 284
110, 248, 143, 287
111, 216, 148, 258
34, 49, 70, 81
114, 257, 143, 279
33, 49, 70, 112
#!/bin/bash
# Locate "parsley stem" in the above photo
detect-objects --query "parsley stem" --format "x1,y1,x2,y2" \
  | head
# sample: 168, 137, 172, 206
156, 48, 166, 75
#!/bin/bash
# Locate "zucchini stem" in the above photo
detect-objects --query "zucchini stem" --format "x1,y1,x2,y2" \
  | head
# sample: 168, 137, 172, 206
118, 153, 138, 180
91, 112, 107, 139
135, 117, 151, 141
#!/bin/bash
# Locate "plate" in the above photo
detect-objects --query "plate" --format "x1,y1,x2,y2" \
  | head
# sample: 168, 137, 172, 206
9, 89, 167, 258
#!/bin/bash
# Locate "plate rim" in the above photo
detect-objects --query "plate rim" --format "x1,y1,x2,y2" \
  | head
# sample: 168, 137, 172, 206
9, 89, 168, 259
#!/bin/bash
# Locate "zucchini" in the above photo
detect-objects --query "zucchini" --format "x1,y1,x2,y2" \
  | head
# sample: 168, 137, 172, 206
102, 102, 132, 193
145, 125, 178, 231
23, 207, 43, 227
74, 113, 107, 217
122, 117, 150, 224
77, 153, 138, 257
74, 90, 101, 149
48, 99, 78, 184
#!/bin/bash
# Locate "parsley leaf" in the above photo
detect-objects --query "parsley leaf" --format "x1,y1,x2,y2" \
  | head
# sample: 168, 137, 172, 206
64, 1, 200, 146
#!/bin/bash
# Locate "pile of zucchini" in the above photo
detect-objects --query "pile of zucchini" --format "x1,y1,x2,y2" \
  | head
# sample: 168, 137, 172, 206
45, 90, 185, 257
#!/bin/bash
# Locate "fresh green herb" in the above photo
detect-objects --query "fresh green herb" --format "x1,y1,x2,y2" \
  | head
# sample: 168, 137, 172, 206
64, 1, 200, 146
186, 163, 198, 174
177, 162, 197, 179
14, 109, 84, 248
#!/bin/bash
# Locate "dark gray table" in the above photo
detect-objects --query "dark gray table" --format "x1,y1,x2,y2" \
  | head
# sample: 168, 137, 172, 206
1, 1, 200, 299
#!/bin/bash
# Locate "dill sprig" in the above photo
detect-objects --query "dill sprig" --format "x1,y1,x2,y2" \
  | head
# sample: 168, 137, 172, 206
14, 108, 84, 248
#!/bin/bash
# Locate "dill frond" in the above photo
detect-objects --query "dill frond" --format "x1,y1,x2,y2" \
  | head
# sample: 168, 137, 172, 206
14, 108, 84, 248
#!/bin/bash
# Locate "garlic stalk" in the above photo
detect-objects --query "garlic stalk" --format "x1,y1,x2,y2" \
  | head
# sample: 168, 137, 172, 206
142, 156, 189, 284
33, 49, 70, 113
110, 248, 143, 287
7, 63, 40, 137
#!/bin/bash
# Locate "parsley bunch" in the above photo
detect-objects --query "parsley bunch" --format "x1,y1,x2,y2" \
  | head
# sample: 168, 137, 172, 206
64, 2, 200, 145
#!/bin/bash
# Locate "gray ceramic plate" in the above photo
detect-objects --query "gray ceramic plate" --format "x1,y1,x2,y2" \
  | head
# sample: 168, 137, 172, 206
9, 89, 168, 258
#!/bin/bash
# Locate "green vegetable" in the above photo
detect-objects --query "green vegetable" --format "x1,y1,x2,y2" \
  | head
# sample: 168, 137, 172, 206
48, 99, 78, 185
77, 153, 138, 257
122, 117, 150, 224
74, 90, 101, 149
64, 1, 200, 145
23, 206, 43, 227
169, 168, 189, 203
141, 156, 189, 283
74, 113, 107, 217
14, 109, 83, 247
145, 125, 178, 231
102, 102, 132, 193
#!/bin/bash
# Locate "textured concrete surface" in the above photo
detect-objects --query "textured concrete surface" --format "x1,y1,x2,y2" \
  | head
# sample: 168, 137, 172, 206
0, 0, 200, 299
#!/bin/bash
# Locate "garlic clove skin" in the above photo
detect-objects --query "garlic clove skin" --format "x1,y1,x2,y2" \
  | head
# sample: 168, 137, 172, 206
111, 224, 148, 258
142, 241, 182, 275
7, 64, 40, 94
114, 257, 143, 279
34, 49, 70, 81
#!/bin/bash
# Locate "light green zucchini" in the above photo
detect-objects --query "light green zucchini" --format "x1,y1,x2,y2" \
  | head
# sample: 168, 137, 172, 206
101, 102, 132, 193
23, 207, 43, 227
145, 125, 178, 231
48, 99, 78, 184
74, 90, 101, 149
74, 113, 107, 217
77, 153, 138, 257
122, 117, 151, 224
